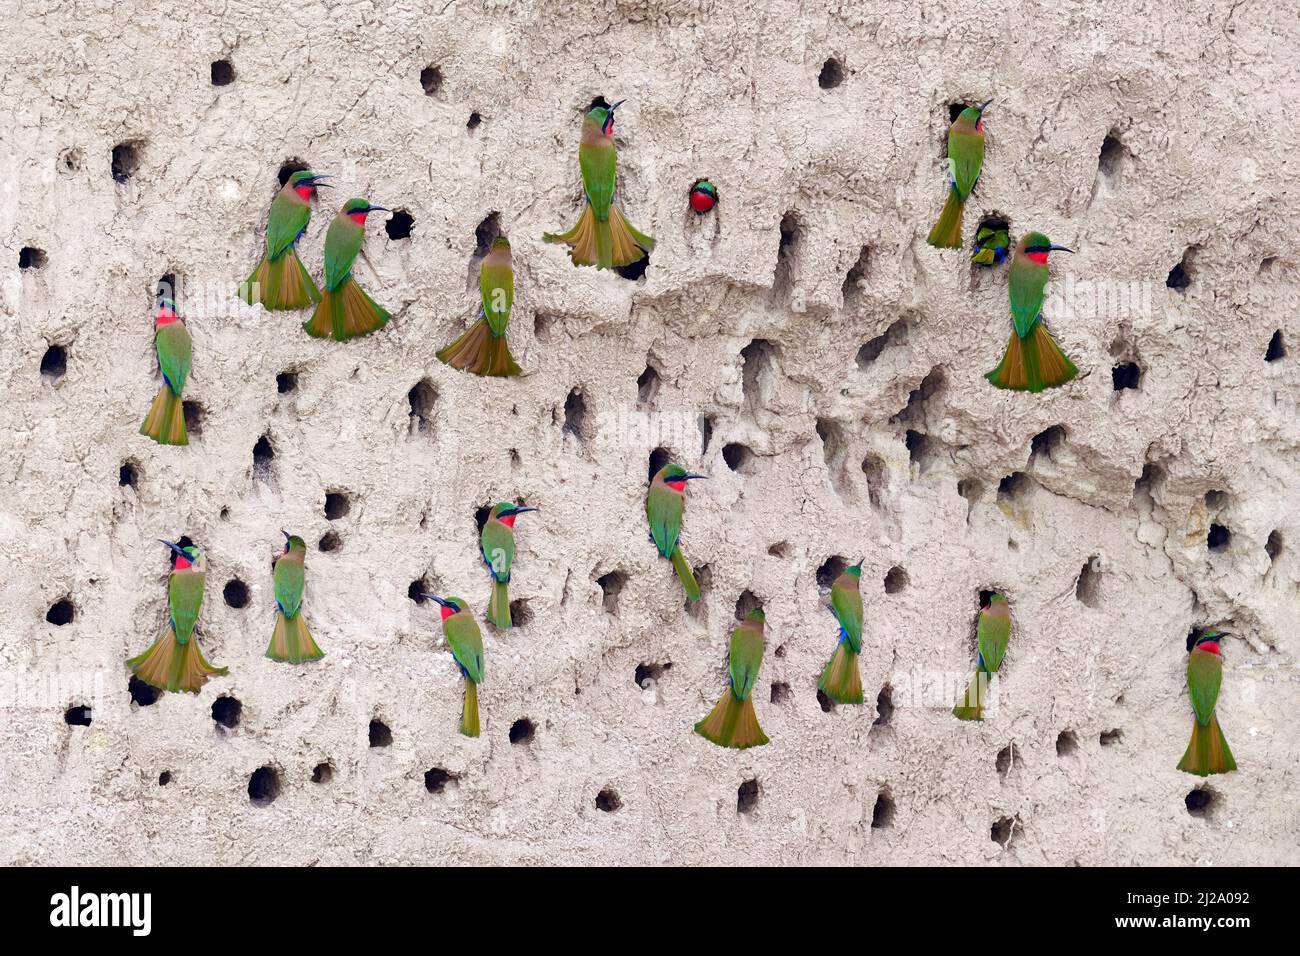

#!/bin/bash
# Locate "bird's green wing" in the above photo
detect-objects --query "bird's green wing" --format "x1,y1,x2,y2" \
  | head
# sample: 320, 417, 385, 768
977, 605, 1011, 674
480, 520, 515, 583
480, 260, 513, 338
267, 192, 310, 261
446, 613, 485, 684
831, 580, 864, 651
1187, 649, 1222, 727
168, 569, 205, 644
274, 557, 305, 619
1008, 256, 1049, 339
947, 125, 985, 200
728, 624, 764, 702
646, 485, 683, 558
579, 138, 617, 221
323, 216, 364, 292
155, 322, 192, 396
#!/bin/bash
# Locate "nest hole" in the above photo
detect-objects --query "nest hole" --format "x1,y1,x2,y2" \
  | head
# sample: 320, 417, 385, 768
40, 344, 66, 381
19, 246, 47, 270
817, 56, 844, 89
369, 719, 393, 748
311, 762, 334, 784
210, 59, 235, 86
111, 141, 142, 183
408, 379, 437, 435
318, 531, 342, 553
128, 675, 159, 707
509, 718, 535, 745
419, 65, 443, 96
1056, 730, 1079, 757
425, 767, 457, 794
737, 778, 759, 814
247, 766, 281, 807
563, 388, 588, 440
1265, 329, 1286, 362
222, 579, 249, 609
871, 790, 895, 828
64, 705, 91, 726
385, 210, 414, 240
324, 492, 351, 520
595, 788, 622, 812
46, 599, 75, 626
597, 570, 627, 615
212, 695, 242, 729
1112, 362, 1142, 390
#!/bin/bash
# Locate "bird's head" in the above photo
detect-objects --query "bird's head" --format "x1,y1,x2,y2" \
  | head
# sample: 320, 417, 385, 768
1196, 630, 1227, 656
586, 99, 624, 136
281, 530, 305, 553
343, 198, 388, 224
745, 608, 766, 624
658, 463, 707, 493
423, 595, 466, 622
154, 297, 181, 327
1021, 231, 1074, 265
160, 539, 201, 570
288, 170, 332, 201
491, 502, 538, 528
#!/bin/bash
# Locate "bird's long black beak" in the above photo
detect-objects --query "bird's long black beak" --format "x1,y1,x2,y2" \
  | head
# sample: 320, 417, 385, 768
683, 473, 708, 481
514, 506, 539, 514
609, 99, 626, 111
1049, 244, 1075, 253
281, 529, 291, 542
422, 594, 450, 608
978, 98, 994, 112
306, 175, 333, 188
853, 558, 865, 568
159, 539, 186, 558
367, 205, 390, 213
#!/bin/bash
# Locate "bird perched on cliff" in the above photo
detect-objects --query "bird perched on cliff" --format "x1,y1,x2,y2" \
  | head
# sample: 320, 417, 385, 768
544, 101, 655, 270
985, 232, 1079, 392
437, 237, 521, 376
240, 170, 330, 310
689, 179, 718, 214
971, 221, 1010, 266
952, 592, 1012, 721
127, 540, 228, 693
695, 608, 769, 749
926, 101, 990, 249
139, 297, 191, 446
1177, 630, 1237, 776
479, 502, 538, 629
818, 561, 865, 704
425, 595, 484, 737
267, 531, 324, 663
646, 464, 706, 602
303, 198, 392, 341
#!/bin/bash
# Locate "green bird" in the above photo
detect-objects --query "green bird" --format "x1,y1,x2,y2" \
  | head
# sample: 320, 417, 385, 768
267, 531, 324, 663
646, 464, 706, 602
139, 297, 191, 446
127, 540, 228, 694
695, 608, 770, 749
479, 502, 538, 630
971, 222, 1010, 266
544, 101, 655, 270
953, 593, 1012, 721
240, 169, 330, 311
425, 595, 484, 737
927, 101, 990, 248
818, 560, 865, 704
304, 198, 392, 341
1177, 631, 1237, 776
985, 232, 1079, 392
437, 237, 522, 376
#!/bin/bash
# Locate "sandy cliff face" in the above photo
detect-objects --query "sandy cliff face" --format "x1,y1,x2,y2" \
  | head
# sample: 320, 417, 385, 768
1, 0, 1296, 864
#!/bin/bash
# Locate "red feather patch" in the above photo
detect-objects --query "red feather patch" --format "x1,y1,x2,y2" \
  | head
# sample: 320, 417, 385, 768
440, 605, 455, 622
1198, 641, 1221, 656
173, 555, 191, 570
1026, 251, 1050, 265
667, 480, 687, 492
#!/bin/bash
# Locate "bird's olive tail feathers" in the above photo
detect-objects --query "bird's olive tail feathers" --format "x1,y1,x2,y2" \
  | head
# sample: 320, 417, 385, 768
460, 679, 480, 738
241, 249, 321, 311
926, 188, 964, 248
140, 385, 188, 446
1177, 712, 1237, 776
545, 203, 653, 270
670, 544, 700, 602
304, 276, 391, 341
127, 627, 227, 694
818, 640, 864, 705
267, 611, 324, 664
488, 579, 511, 630
985, 320, 1078, 393
695, 692, 768, 749
952, 669, 991, 721
436, 316, 522, 377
